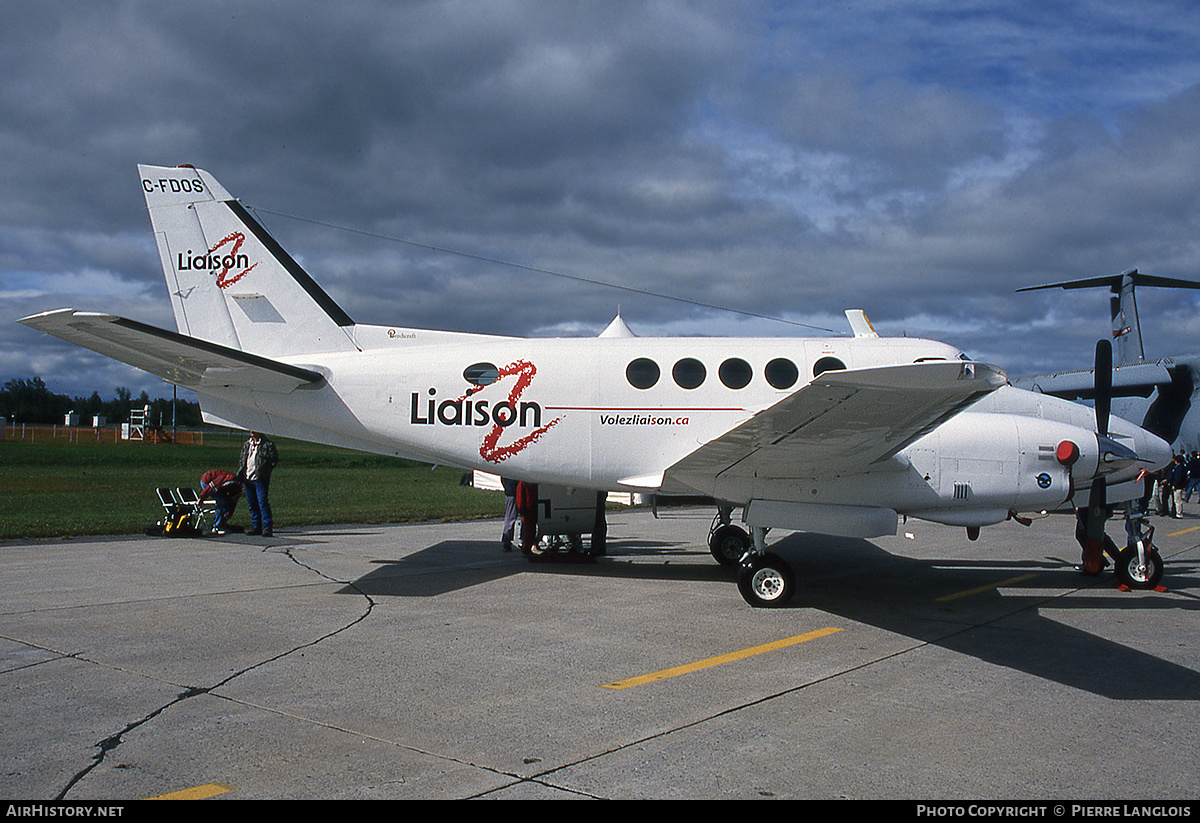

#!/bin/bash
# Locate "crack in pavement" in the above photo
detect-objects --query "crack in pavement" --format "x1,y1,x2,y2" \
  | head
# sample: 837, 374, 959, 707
57, 545, 374, 800
54, 542, 589, 800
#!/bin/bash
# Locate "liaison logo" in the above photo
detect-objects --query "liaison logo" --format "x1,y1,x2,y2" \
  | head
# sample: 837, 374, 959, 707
410, 359, 561, 463
177, 232, 259, 289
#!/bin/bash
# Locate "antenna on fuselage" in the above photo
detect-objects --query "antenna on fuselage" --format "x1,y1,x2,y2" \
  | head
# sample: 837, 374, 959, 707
251, 205, 848, 335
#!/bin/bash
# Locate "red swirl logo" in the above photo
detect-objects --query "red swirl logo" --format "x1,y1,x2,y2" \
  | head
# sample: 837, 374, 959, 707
469, 360, 561, 463
211, 232, 259, 288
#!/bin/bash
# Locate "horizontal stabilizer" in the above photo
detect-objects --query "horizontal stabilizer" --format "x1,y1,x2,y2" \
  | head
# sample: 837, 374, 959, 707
1017, 271, 1200, 293
18, 309, 323, 393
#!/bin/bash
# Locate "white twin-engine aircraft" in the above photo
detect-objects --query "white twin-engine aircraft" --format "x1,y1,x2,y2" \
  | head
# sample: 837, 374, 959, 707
20, 165, 1173, 606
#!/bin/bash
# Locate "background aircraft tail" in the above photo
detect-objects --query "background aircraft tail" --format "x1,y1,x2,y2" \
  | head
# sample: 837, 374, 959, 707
1018, 269, 1200, 366
139, 164, 358, 357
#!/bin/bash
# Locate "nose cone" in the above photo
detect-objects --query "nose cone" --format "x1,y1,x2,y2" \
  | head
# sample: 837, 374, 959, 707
1136, 427, 1174, 474
1100, 418, 1173, 486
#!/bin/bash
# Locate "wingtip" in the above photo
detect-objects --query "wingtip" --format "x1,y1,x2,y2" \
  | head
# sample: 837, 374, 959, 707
17, 307, 77, 326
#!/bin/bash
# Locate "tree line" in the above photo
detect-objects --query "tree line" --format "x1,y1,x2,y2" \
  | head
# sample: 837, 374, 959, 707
1, 377, 202, 428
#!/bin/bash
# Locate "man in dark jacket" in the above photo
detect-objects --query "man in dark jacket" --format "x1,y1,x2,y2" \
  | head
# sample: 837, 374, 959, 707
239, 432, 279, 536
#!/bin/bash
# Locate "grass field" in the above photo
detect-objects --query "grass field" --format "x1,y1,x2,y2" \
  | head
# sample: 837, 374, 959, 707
0, 433, 505, 540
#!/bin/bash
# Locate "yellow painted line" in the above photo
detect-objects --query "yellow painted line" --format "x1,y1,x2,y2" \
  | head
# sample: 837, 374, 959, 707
145, 783, 232, 800
1167, 525, 1200, 537
601, 628, 842, 690
936, 573, 1038, 602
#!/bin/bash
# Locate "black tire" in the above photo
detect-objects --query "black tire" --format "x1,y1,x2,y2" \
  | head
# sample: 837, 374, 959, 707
1115, 545, 1164, 589
710, 524, 750, 566
737, 553, 795, 607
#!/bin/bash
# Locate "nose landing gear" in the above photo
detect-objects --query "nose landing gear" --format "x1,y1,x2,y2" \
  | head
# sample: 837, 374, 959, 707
1114, 518, 1164, 590
1076, 509, 1165, 590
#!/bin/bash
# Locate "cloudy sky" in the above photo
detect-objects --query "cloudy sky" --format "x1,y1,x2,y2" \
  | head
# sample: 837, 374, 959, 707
4, 1, 1200, 400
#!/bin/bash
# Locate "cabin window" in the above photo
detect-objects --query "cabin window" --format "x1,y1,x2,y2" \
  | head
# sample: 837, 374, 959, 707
812, 356, 846, 377
673, 358, 707, 389
719, 358, 752, 389
626, 358, 660, 389
463, 362, 499, 386
764, 358, 798, 390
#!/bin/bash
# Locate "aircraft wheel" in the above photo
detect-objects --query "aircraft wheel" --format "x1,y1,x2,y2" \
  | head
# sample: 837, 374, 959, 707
1115, 545, 1164, 589
710, 524, 750, 566
737, 553, 795, 607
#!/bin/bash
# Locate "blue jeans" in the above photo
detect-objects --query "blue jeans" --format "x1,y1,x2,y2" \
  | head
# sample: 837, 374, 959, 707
212, 492, 236, 530
243, 476, 272, 531
1185, 478, 1200, 502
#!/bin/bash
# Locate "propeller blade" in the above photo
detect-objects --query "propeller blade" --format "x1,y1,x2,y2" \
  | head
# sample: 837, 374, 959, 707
1086, 477, 1107, 537
1094, 338, 1112, 437
1082, 475, 1108, 574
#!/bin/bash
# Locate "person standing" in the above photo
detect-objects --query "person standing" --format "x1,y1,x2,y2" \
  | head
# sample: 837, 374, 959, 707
1185, 451, 1200, 502
500, 476, 519, 552
1168, 453, 1189, 518
515, 480, 539, 556
239, 431, 279, 536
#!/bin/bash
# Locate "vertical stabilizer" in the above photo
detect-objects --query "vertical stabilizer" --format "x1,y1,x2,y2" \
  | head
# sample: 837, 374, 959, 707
139, 164, 357, 356
1110, 272, 1144, 365
1018, 270, 1200, 365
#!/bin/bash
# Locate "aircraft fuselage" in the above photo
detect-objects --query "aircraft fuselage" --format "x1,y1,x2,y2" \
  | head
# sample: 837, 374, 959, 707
195, 329, 1166, 535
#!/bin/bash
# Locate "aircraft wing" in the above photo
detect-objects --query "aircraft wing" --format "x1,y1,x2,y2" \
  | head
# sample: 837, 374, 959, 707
1012, 361, 1172, 400
18, 309, 323, 393
662, 361, 1006, 495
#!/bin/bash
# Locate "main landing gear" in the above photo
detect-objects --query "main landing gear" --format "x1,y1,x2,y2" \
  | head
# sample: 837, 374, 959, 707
737, 547, 796, 607
708, 508, 751, 566
708, 509, 797, 607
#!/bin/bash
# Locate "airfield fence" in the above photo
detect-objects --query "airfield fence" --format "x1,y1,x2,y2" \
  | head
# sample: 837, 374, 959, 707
3, 424, 204, 445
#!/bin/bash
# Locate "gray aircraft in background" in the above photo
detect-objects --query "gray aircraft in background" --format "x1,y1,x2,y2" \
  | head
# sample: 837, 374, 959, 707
1016, 270, 1200, 454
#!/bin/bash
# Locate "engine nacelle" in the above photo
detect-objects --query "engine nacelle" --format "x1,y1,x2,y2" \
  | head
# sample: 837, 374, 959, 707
904, 412, 1132, 526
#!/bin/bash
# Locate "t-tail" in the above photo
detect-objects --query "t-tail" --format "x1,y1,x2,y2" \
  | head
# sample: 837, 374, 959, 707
1018, 269, 1200, 366
139, 164, 358, 357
